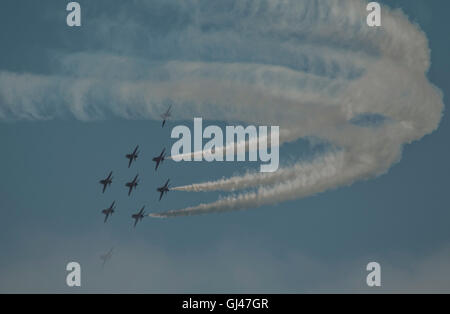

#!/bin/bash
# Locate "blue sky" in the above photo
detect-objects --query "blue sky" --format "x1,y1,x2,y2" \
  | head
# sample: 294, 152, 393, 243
0, 0, 449, 292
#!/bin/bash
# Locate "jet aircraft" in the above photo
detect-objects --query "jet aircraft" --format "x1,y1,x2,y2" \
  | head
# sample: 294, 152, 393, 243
99, 171, 113, 193
132, 206, 146, 228
100, 247, 114, 268
102, 201, 116, 223
160, 105, 172, 128
152, 148, 166, 171
126, 145, 139, 168
125, 174, 139, 196
157, 179, 170, 201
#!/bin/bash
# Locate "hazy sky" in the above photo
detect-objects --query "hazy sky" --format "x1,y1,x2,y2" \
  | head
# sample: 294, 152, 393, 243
0, 0, 449, 293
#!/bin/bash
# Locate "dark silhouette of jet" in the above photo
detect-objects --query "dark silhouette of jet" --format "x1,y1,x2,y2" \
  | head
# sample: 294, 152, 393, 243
157, 179, 170, 201
152, 148, 166, 171
99, 171, 113, 193
132, 206, 146, 228
100, 247, 114, 268
125, 174, 139, 196
126, 145, 139, 168
102, 201, 116, 223
160, 105, 172, 128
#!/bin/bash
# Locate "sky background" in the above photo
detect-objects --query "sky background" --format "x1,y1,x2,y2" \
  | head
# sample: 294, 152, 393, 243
0, 0, 449, 293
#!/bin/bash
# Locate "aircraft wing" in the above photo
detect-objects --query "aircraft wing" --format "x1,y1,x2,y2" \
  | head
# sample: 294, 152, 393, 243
159, 191, 164, 201
128, 158, 133, 168
102, 183, 107, 193
128, 186, 133, 196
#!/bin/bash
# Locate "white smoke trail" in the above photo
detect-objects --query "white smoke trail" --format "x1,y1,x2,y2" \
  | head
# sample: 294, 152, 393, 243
168, 127, 285, 161
171, 152, 341, 192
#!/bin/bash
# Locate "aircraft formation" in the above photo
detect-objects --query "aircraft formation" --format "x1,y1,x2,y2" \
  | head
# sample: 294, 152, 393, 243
97, 104, 173, 240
